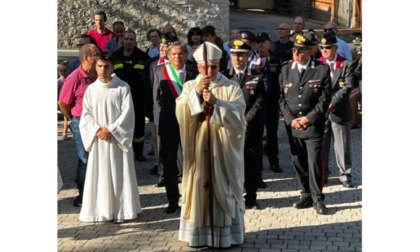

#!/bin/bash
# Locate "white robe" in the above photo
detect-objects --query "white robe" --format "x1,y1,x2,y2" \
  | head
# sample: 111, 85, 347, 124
79, 75, 141, 222
176, 73, 247, 247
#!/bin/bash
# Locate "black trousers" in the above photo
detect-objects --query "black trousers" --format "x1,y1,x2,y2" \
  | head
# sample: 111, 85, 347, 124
244, 120, 264, 204
285, 125, 325, 202
159, 134, 180, 206
265, 103, 280, 165
133, 99, 145, 158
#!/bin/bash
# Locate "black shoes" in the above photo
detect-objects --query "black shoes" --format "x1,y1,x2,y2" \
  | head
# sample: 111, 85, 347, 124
156, 175, 165, 187
73, 195, 82, 207
149, 165, 158, 175
258, 179, 267, 189
245, 201, 261, 210
293, 197, 313, 209
135, 154, 146, 162
165, 204, 180, 214
313, 201, 328, 215
340, 180, 354, 188
270, 164, 282, 173
293, 197, 328, 215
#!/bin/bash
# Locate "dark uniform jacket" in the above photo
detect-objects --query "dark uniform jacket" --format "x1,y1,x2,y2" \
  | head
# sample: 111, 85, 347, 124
320, 55, 354, 124
259, 53, 283, 107
112, 47, 150, 112
222, 67, 266, 133
279, 59, 332, 138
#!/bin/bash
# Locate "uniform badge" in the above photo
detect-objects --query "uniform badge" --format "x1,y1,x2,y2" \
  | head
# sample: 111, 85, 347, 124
338, 79, 345, 88
245, 77, 259, 95
283, 83, 292, 94
308, 79, 321, 94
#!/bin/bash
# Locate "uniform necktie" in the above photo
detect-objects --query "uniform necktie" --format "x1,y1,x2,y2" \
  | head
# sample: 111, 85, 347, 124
329, 62, 334, 79
299, 67, 305, 79
237, 73, 243, 82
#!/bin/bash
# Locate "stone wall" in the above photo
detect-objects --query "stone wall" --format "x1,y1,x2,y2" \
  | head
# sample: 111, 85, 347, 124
57, 0, 229, 50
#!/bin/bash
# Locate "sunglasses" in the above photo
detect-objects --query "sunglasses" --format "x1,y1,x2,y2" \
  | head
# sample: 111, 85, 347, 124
77, 43, 85, 48
199, 65, 218, 69
324, 28, 334, 32
292, 48, 306, 54
320, 46, 333, 50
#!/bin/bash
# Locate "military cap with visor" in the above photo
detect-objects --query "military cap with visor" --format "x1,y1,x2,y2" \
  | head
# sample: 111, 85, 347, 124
229, 39, 252, 53
256, 32, 272, 43
293, 33, 313, 51
160, 32, 178, 45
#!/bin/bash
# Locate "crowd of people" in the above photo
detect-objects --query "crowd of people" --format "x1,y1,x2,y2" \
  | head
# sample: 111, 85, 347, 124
57, 10, 362, 249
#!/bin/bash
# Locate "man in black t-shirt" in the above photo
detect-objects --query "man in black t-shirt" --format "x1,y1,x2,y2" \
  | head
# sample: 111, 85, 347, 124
273, 23, 294, 63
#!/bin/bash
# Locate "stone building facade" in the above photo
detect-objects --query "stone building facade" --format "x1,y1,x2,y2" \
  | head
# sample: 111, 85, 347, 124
57, 0, 229, 50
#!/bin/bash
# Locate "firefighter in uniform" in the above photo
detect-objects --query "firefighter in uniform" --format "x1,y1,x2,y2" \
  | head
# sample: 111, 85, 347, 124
278, 32, 332, 215
112, 29, 150, 161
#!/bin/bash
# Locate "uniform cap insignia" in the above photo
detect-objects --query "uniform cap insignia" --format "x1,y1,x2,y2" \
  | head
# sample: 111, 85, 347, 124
296, 35, 306, 44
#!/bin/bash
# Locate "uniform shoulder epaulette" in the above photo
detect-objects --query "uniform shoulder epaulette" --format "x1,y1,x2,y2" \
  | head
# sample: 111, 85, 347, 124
282, 60, 293, 66
317, 59, 328, 66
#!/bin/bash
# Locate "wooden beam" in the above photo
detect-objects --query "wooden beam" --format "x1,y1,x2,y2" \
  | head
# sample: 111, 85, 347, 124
304, 28, 362, 35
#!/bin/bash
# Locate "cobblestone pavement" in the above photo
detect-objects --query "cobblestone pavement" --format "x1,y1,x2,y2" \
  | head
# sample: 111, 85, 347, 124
57, 115, 362, 252
58, 9, 362, 252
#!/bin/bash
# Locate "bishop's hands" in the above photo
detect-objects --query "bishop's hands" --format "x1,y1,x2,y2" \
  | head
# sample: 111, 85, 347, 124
203, 89, 217, 105
96, 127, 112, 140
291, 117, 310, 130
195, 75, 211, 94
196, 75, 217, 105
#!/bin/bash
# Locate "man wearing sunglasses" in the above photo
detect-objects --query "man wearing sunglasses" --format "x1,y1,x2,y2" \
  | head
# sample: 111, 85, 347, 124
59, 44, 100, 207
279, 32, 332, 215
319, 31, 355, 188
323, 22, 352, 61
273, 23, 294, 62
67, 34, 97, 75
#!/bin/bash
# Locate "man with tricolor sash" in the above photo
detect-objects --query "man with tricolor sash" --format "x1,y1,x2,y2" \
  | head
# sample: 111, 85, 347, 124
153, 42, 198, 214
145, 33, 181, 187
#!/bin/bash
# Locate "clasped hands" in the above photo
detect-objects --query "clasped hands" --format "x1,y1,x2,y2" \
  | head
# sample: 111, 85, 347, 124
291, 117, 310, 130
96, 127, 111, 140
196, 75, 217, 105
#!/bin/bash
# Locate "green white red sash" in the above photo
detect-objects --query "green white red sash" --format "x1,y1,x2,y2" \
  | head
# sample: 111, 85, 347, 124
162, 63, 183, 98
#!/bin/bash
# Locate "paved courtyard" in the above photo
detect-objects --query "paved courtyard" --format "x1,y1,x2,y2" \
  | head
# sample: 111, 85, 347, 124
58, 8, 362, 252
58, 115, 362, 251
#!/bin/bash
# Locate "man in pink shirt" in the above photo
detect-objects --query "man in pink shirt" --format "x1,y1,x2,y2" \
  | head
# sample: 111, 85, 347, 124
58, 44, 99, 207
87, 10, 114, 52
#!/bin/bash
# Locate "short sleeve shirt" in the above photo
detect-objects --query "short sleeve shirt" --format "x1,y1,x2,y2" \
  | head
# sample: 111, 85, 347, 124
87, 28, 115, 52
59, 66, 95, 117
